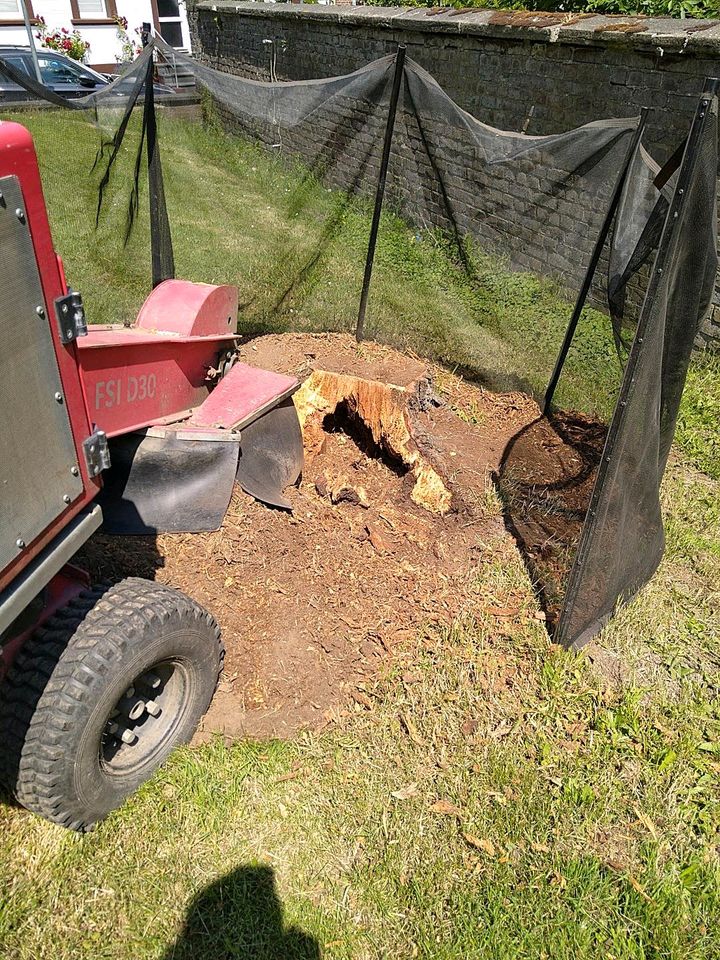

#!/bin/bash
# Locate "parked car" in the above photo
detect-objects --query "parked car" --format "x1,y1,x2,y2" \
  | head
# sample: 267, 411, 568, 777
0, 46, 111, 100
0, 46, 174, 102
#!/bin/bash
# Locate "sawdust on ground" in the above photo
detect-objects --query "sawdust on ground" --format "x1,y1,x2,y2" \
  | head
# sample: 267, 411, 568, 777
79, 334, 599, 740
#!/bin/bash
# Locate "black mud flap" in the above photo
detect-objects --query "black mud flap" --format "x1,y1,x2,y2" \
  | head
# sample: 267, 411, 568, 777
235, 397, 304, 510
100, 430, 241, 534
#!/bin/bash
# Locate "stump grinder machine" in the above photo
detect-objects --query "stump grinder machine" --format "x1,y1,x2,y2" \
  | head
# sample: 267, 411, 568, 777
0, 122, 303, 829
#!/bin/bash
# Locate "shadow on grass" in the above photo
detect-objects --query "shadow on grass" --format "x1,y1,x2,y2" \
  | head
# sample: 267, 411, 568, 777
263, 126, 381, 323
162, 864, 320, 960
0, 787, 21, 811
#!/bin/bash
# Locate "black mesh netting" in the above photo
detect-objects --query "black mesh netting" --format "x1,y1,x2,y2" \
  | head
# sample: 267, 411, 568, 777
556, 93, 718, 647
3, 40, 715, 649
155, 37, 641, 400
0, 44, 174, 284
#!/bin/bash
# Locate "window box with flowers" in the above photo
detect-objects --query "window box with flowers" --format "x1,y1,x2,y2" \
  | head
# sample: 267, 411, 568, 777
35, 17, 90, 63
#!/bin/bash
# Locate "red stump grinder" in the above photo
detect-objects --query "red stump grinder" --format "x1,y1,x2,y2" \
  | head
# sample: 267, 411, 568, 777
0, 122, 303, 829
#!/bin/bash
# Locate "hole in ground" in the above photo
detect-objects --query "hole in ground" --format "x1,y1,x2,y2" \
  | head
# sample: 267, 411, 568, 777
321, 400, 409, 478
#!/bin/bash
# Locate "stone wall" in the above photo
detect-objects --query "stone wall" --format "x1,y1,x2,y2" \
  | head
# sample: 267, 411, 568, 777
186, 2, 720, 347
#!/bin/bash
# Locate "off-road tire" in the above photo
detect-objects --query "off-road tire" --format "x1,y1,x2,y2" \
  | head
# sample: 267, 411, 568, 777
0, 578, 223, 830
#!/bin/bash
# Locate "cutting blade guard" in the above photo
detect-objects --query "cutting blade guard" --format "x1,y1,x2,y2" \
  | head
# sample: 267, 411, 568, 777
235, 397, 304, 510
100, 428, 241, 534
98, 363, 305, 532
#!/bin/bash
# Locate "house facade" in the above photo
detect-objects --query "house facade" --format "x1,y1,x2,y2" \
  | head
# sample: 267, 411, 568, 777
0, 1, 191, 71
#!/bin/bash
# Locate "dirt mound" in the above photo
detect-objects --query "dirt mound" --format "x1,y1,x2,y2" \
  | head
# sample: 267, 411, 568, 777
78, 334, 600, 740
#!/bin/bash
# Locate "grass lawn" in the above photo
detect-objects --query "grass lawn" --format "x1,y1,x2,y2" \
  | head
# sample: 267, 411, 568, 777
0, 108, 719, 960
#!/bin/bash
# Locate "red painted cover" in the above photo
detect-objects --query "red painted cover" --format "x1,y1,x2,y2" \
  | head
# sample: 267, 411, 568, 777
136, 279, 238, 337
188, 362, 299, 431
76, 279, 238, 437
79, 333, 235, 438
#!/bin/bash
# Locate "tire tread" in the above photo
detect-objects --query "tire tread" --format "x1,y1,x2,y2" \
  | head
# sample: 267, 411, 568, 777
0, 578, 222, 830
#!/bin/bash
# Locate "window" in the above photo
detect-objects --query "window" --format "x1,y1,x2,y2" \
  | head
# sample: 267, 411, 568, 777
4, 54, 30, 74
156, 0, 186, 49
0, 53, 29, 85
0, 0, 36, 20
77, 1, 106, 13
70, 0, 117, 21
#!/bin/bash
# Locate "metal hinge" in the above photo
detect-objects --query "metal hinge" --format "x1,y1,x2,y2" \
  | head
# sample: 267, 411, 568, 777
55, 290, 88, 344
83, 429, 111, 478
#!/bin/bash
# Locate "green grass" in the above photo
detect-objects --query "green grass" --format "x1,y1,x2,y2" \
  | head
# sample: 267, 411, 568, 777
1, 471, 718, 959
11, 107, 623, 418
677, 352, 720, 481
0, 107, 718, 960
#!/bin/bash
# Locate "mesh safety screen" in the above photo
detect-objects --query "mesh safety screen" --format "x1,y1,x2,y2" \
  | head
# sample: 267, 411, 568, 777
3, 40, 715, 648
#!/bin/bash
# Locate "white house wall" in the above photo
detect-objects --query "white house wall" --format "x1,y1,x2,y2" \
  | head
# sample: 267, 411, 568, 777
0, 2, 191, 68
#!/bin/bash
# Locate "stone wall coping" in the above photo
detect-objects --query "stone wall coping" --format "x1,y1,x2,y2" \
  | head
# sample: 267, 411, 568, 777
195, 2, 720, 57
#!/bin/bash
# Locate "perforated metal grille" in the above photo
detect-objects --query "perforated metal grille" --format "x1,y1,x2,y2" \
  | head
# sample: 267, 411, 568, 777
0, 175, 83, 574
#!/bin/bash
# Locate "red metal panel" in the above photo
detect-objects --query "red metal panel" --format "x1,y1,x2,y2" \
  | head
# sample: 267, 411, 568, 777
78, 334, 235, 437
76, 279, 240, 437
136, 279, 238, 337
0, 566, 90, 682
188, 362, 299, 431
0, 124, 98, 594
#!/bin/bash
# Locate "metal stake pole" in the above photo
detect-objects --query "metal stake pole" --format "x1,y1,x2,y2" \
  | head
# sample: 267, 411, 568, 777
20, 0, 42, 85
356, 44, 406, 342
543, 108, 649, 415
144, 55, 175, 287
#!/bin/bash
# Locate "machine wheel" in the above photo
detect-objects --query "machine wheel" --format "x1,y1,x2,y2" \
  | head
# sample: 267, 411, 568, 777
0, 578, 223, 831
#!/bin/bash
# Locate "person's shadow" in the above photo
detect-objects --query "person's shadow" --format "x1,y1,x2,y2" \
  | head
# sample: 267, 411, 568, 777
162, 864, 321, 960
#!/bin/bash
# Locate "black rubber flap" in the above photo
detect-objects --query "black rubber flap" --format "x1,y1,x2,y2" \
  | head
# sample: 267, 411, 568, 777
235, 398, 304, 510
100, 431, 240, 534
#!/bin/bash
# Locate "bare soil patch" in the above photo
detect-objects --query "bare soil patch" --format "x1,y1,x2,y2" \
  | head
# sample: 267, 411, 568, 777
78, 334, 602, 739
497, 412, 606, 629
